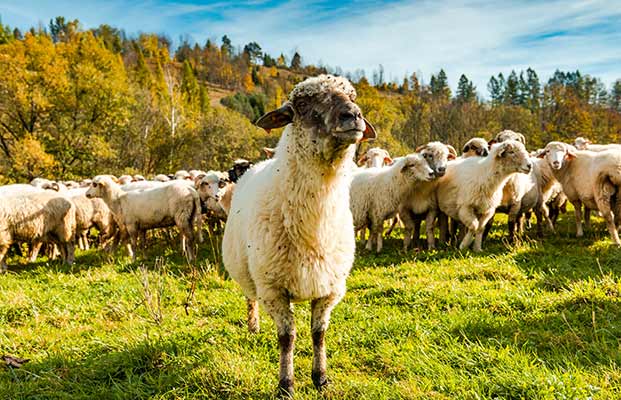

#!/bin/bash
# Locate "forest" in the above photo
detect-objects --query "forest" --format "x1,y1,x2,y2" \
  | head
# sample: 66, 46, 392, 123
1, 16, 621, 182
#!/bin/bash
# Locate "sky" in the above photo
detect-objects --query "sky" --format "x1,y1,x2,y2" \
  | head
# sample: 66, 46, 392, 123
1, 0, 621, 94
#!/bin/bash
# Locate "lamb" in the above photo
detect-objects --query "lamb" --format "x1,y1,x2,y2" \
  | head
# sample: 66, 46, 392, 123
222, 75, 376, 395
195, 171, 233, 217
573, 137, 621, 152
357, 147, 393, 168
432, 140, 532, 251
398, 142, 457, 250
461, 137, 489, 158
86, 176, 203, 261
351, 153, 434, 252
539, 141, 621, 245
0, 191, 76, 271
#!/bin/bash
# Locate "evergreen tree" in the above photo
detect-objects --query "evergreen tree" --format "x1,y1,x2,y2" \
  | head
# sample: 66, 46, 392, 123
243, 42, 262, 64
180, 60, 199, 105
456, 74, 476, 103
430, 69, 451, 101
504, 70, 520, 105
221, 35, 233, 58
290, 52, 302, 70
133, 46, 151, 88
525, 68, 541, 111
487, 76, 503, 106
610, 79, 621, 112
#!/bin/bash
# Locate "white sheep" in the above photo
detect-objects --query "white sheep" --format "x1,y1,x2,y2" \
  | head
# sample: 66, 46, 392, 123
540, 141, 621, 245
574, 137, 621, 152
461, 137, 489, 158
0, 184, 44, 196
356, 147, 393, 168
0, 192, 76, 271
398, 142, 457, 250
351, 153, 434, 252
222, 75, 376, 395
433, 140, 532, 252
86, 176, 203, 261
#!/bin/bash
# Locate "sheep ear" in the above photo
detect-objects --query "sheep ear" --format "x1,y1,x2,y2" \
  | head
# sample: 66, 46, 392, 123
518, 134, 526, 144
384, 156, 393, 165
462, 144, 470, 153
536, 150, 546, 159
415, 145, 426, 153
446, 144, 457, 160
488, 139, 497, 147
262, 147, 276, 158
357, 154, 368, 165
496, 144, 508, 158
565, 149, 577, 159
255, 103, 294, 132
361, 118, 377, 142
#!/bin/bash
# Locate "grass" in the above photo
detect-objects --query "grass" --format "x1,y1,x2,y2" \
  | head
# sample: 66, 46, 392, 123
1, 213, 621, 399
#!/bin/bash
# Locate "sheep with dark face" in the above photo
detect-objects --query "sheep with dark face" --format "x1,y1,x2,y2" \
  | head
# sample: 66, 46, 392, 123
227, 159, 254, 183
222, 75, 376, 396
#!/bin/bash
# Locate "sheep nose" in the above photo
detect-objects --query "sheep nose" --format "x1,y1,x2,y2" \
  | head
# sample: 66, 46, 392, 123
339, 110, 358, 122
436, 166, 446, 176
552, 160, 560, 168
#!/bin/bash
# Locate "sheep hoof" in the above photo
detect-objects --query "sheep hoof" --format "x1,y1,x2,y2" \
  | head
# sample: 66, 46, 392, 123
278, 380, 294, 398
312, 371, 330, 390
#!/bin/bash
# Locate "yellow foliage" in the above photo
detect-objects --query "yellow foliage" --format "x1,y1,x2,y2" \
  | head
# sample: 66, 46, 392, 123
11, 136, 58, 179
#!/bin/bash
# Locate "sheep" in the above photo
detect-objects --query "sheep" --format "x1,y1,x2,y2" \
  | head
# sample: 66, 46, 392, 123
432, 140, 532, 252
356, 147, 393, 168
227, 159, 253, 183
573, 137, 621, 152
0, 191, 76, 271
195, 171, 231, 216
174, 170, 191, 180
67, 194, 116, 251
489, 129, 526, 146
398, 142, 457, 250
461, 137, 489, 158
86, 176, 203, 261
539, 141, 621, 245
133, 174, 146, 182
0, 184, 44, 196
351, 153, 434, 252
153, 174, 171, 182
222, 75, 377, 395
118, 175, 133, 185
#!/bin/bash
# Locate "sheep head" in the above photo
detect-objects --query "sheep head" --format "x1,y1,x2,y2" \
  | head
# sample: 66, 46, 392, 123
491, 140, 532, 174
86, 176, 116, 199
573, 137, 591, 150
489, 129, 526, 146
462, 137, 489, 157
542, 141, 577, 170
400, 153, 435, 181
415, 142, 457, 178
358, 147, 392, 168
255, 75, 376, 161
196, 171, 229, 202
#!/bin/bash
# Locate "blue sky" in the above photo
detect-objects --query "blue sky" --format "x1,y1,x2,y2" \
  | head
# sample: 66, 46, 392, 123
2, 0, 621, 94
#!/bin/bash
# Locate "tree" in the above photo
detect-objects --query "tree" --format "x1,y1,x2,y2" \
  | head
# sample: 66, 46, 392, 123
49, 16, 79, 43
243, 42, 262, 64
0, 18, 13, 44
611, 79, 621, 112
221, 35, 233, 58
430, 69, 451, 101
290, 52, 302, 70
504, 70, 521, 106
524, 67, 541, 111
487, 76, 503, 106
456, 74, 476, 103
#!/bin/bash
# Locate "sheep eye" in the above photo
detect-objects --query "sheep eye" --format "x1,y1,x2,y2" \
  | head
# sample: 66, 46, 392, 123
92, 182, 98, 188
218, 181, 226, 188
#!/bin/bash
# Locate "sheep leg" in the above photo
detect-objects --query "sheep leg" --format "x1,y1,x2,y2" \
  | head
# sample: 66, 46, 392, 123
247, 298, 260, 333
400, 210, 415, 251
572, 200, 584, 237
375, 229, 383, 253
311, 293, 341, 391
584, 207, 591, 230
595, 185, 621, 246
473, 209, 495, 252
64, 242, 75, 265
458, 208, 479, 251
262, 293, 296, 396
412, 217, 422, 248
29, 241, 43, 262
438, 213, 449, 245
0, 245, 9, 273
425, 210, 436, 250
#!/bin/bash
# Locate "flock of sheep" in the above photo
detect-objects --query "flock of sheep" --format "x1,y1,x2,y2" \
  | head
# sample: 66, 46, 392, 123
2, 74, 621, 397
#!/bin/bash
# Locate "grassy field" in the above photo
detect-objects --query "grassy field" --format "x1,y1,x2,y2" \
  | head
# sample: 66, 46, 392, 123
1, 213, 621, 399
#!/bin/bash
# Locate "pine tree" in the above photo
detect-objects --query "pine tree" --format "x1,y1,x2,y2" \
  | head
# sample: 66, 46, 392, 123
430, 69, 451, 101
610, 79, 621, 112
180, 60, 199, 104
456, 74, 476, 103
525, 68, 541, 111
290, 52, 302, 70
504, 70, 520, 105
221, 35, 233, 58
487, 76, 503, 106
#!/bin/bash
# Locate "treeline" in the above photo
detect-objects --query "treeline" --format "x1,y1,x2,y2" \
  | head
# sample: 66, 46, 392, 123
1, 16, 621, 183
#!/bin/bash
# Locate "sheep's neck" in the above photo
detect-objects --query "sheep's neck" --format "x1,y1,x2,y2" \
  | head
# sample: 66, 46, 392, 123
480, 157, 513, 193
101, 185, 126, 216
